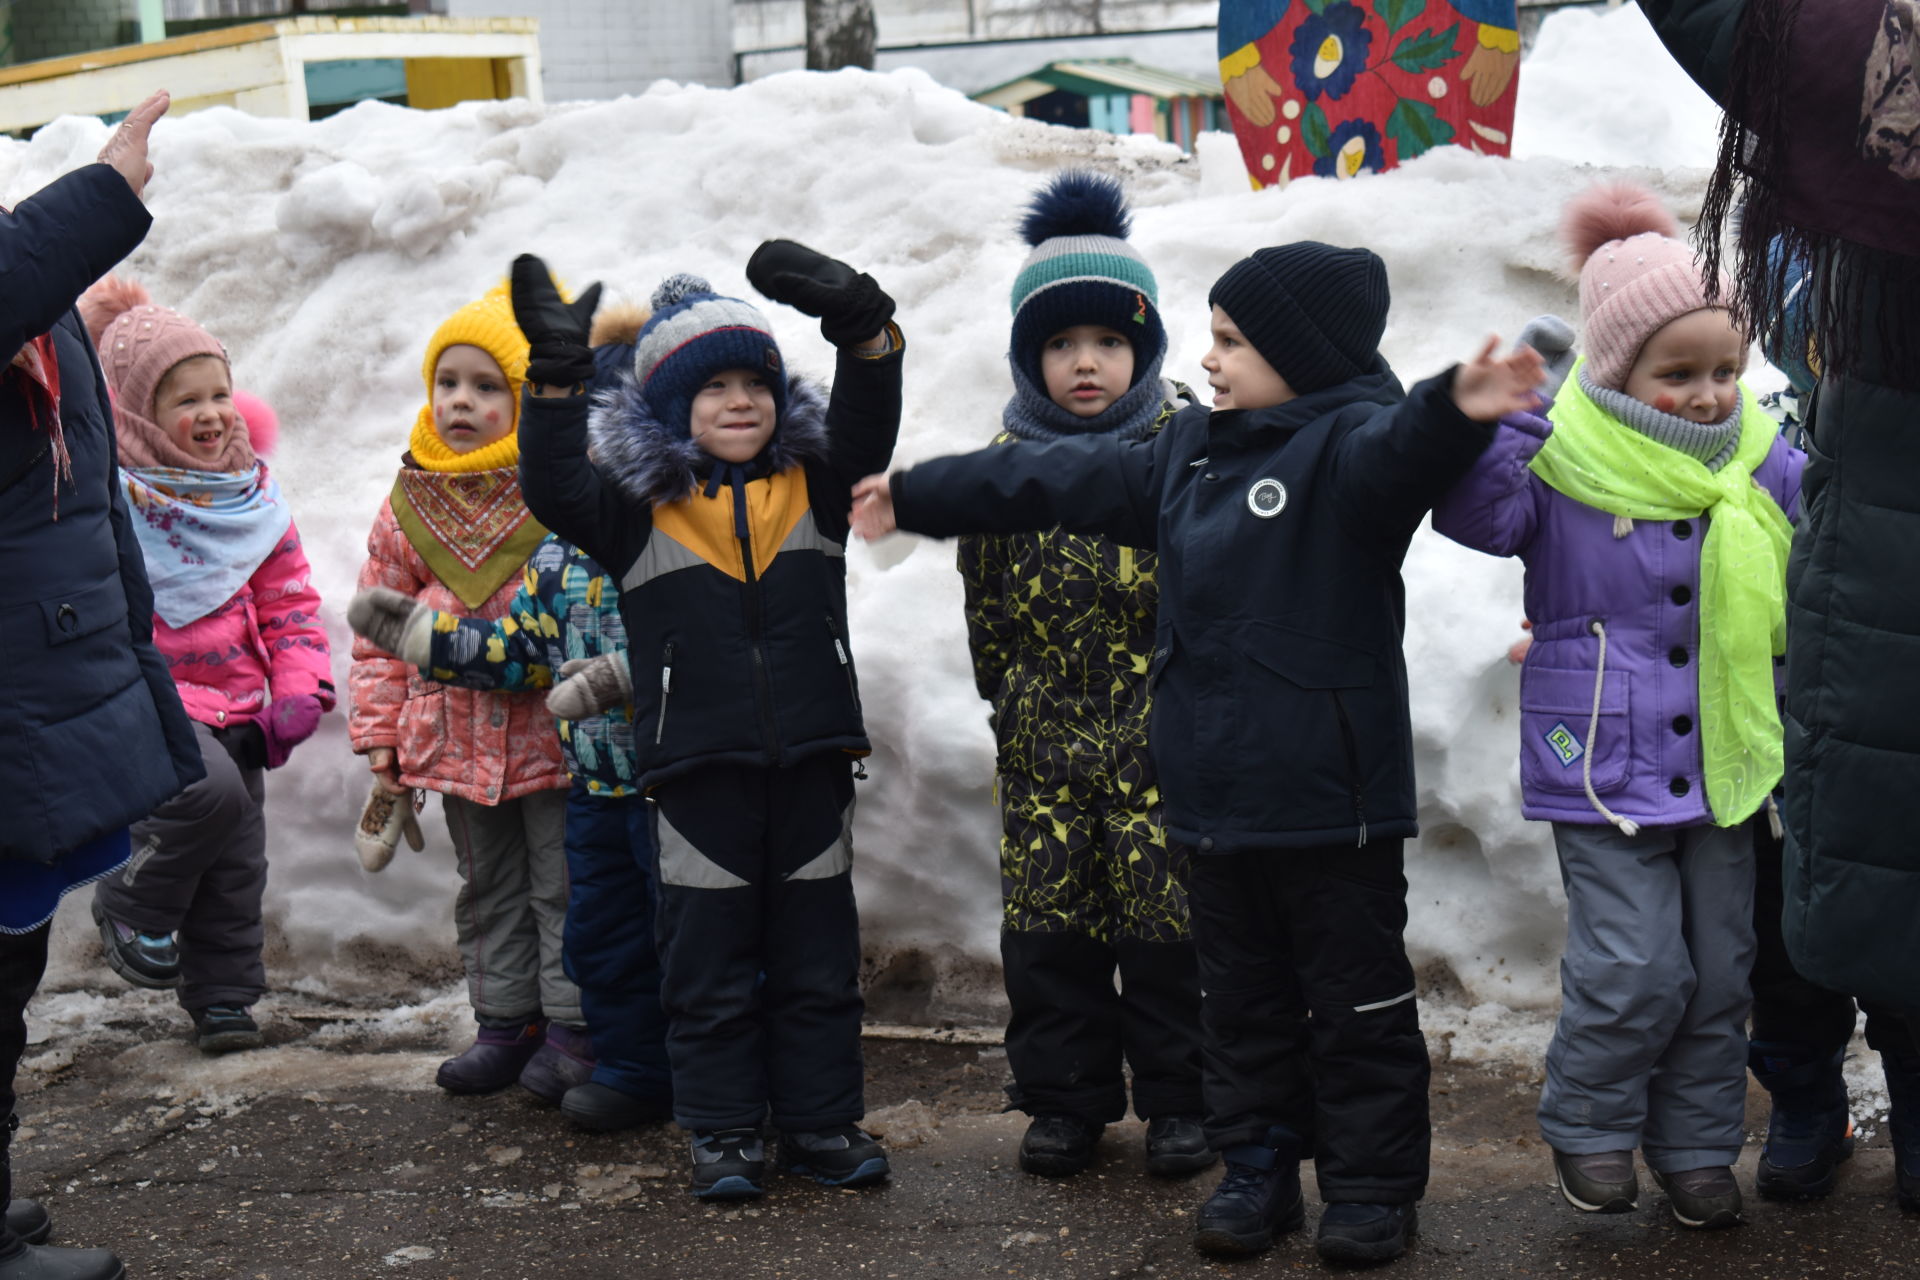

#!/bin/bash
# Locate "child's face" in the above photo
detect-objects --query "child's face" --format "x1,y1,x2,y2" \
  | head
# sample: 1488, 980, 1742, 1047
432, 344, 515, 453
1623, 308, 1744, 424
152, 355, 238, 464
1201, 307, 1295, 412
689, 368, 778, 463
1040, 325, 1136, 418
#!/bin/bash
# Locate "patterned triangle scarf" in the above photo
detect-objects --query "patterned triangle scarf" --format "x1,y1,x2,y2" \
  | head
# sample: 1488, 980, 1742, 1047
8, 332, 70, 516
391, 466, 548, 611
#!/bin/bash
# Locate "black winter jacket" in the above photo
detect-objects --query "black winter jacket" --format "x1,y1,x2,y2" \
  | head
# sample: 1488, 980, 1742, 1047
894, 363, 1493, 853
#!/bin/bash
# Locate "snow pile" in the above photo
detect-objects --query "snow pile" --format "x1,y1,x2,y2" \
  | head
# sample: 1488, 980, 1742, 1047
3, 5, 1746, 1025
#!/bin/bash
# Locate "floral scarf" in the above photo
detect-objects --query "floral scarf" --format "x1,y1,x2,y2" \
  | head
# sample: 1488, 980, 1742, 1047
121, 463, 290, 628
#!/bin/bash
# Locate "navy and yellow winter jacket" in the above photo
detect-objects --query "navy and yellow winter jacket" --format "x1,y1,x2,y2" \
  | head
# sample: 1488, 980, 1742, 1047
419, 532, 637, 797
518, 335, 902, 787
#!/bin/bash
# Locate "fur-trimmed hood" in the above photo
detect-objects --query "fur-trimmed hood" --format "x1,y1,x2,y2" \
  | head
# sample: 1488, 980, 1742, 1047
588, 367, 830, 507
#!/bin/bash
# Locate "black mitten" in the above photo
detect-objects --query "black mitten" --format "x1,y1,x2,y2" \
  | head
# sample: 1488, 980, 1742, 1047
746, 239, 895, 348
510, 253, 603, 388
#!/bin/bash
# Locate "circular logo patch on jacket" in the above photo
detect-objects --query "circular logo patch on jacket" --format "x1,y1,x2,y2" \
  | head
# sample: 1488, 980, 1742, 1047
1246, 478, 1288, 519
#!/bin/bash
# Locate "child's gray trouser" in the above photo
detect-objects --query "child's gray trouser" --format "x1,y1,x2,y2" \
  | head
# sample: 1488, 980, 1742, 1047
1540, 819, 1755, 1173
442, 790, 581, 1027
94, 720, 266, 1014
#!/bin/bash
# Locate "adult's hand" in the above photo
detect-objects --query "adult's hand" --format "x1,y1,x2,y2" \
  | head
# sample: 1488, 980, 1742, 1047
97, 90, 169, 200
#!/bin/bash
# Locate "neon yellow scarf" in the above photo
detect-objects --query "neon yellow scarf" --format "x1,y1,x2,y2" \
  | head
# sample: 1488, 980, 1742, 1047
1530, 361, 1792, 826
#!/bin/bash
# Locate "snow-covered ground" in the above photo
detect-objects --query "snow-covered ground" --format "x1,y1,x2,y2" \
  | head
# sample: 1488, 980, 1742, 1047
5, 4, 1836, 1080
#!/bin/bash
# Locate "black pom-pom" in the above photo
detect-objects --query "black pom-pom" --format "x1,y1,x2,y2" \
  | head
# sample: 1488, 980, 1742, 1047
1019, 170, 1132, 247
651, 273, 712, 310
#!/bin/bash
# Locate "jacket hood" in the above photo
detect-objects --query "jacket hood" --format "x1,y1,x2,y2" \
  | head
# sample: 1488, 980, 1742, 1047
588, 366, 830, 507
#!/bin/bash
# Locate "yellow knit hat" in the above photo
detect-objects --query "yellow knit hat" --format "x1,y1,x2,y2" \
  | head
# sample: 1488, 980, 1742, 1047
408, 283, 531, 473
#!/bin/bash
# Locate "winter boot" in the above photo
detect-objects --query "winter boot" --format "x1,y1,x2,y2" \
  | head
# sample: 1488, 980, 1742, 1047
2, 1201, 49, 1246
517, 1023, 596, 1104
1750, 1041, 1854, 1200
1884, 1054, 1920, 1213
190, 1006, 263, 1055
1192, 1128, 1305, 1258
1551, 1148, 1638, 1213
90, 902, 178, 990
1316, 1202, 1418, 1266
0, 1242, 126, 1280
1017, 1114, 1102, 1177
689, 1128, 766, 1200
1652, 1166, 1744, 1229
1144, 1114, 1216, 1177
778, 1124, 890, 1188
435, 1019, 545, 1094
561, 1082, 671, 1132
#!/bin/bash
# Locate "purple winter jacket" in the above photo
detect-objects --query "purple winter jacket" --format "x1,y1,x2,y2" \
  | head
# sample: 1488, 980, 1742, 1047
1432, 409, 1804, 829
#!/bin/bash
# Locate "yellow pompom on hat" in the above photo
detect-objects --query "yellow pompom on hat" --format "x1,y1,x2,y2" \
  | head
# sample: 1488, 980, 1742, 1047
407, 282, 533, 473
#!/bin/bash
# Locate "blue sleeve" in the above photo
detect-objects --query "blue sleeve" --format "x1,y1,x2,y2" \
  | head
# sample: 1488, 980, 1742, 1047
1, 165, 150, 364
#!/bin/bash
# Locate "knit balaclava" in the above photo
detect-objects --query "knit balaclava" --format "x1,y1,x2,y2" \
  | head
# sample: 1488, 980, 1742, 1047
1008, 170, 1166, 399
629, 274, 788, 440
1207, 242, 1389, 396
1562, 182, 1742, 392
86, 279, 253, 473
409, 283, 530, 474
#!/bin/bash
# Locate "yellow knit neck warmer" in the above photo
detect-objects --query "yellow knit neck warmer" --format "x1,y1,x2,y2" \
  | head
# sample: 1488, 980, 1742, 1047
407, 403, 521, 473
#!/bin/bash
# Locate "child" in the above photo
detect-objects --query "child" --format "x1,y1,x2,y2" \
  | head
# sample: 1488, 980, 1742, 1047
79, 280, 333, 1054
510, 241, 901, 1200
960, 172, 1208, 1179
854, 243, 1544, 1265
348, 285, 584, 1097
1432, 183, 1802, 1229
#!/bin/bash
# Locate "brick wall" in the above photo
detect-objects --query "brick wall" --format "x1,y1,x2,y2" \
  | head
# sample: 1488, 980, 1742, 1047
448, 0, 734, 97
10, 0, 132, 63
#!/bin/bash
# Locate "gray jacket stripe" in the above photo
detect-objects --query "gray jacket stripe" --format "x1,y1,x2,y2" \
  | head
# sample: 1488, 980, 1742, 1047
786, 799, 855, 881
621, 530, 707, 593
655, 810, 750, 889
778, 511, 845, 559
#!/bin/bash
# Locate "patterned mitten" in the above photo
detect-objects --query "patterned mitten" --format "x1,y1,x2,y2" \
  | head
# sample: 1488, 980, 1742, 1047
546, 655, 632, 721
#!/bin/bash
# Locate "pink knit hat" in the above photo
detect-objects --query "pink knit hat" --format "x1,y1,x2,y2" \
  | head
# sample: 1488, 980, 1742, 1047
1561, 183, 1739, 391
82, 277, 254, 472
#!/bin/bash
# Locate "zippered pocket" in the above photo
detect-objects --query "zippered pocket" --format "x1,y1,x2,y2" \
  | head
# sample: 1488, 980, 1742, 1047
654, 641, 675, 745
825, 614, 861, 712
1330, 689, 1368, 848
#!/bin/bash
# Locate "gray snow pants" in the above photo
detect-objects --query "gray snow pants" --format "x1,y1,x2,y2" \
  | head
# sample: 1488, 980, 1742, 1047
442, 790, 581, 1028
1540, 820, 1756, 1173
94, 720, 266, 1013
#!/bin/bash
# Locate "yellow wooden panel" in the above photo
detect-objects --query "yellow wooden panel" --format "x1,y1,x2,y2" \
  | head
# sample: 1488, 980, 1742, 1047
403, 56, 499, 111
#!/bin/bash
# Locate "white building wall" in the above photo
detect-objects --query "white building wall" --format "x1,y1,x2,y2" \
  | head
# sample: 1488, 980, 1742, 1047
449, 0, 733, 98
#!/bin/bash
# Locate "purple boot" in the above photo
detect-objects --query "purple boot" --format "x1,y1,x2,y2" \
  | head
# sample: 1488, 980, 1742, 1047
436, 1019, 546, 1094
518, 1022, 597, 1104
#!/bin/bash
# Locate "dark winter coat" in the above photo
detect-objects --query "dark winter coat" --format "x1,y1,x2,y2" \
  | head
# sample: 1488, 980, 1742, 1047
0, 163, 203, 865
518, 341, 902, 787
1636, 0, 1920, 1008
893, 363, 1495, 854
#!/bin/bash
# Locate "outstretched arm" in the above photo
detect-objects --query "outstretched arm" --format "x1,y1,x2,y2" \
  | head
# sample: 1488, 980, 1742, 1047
1633, 0, 1746, 104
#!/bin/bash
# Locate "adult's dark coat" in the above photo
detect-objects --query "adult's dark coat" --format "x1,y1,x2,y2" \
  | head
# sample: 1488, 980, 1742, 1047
1636, 0, 1920, 1009
0, 164, 203, 865
893, 366, 1494, 854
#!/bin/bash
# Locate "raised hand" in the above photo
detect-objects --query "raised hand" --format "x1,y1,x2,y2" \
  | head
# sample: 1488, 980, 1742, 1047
850, 473, 897, 540
97, 89, 169, 200
1452, 336, 1547, 423
747, 240, 895, 348
509, 253, 601, 388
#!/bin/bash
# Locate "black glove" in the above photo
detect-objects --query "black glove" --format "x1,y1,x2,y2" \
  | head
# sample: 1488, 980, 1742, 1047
746, 239, 895, 348
510, 253, 602, 388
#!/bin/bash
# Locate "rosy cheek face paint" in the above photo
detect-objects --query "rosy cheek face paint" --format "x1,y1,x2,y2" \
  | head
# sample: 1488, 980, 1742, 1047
484, 410, 500, 425
176, 413, 196, 438
434, 403, 445, 419
1654, 393, 1676, 413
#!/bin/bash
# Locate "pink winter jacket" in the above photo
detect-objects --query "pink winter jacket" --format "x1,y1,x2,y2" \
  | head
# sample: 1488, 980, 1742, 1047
347, 497, 567, 805
157, 517, 336, 729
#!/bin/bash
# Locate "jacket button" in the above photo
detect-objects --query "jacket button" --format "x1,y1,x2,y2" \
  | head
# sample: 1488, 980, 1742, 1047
1199, 837, 1215, 852
1670, 776, 1690, 797
1672, 714, 1693, 735
1670, 585, 1692, 606
1674, 520, 1693, 540
1669, 646, 1689, 667
56, 603, 78, 632
216, 711, 227, 723
1204, 472, 1218, 481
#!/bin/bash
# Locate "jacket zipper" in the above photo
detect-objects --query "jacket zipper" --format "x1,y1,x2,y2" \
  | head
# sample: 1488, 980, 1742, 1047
654, 641, 675, 745
826, 613, 861, 712
1331, 690, 1369, 847
738, 522, 781, 761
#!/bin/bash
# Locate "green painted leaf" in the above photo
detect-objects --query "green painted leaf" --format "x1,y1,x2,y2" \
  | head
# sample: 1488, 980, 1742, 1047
1385, 97, 1455, 159
1390, 22, 1460, 73
1301, 102, 1332, 158
1303, 0, 1330, 13
1379, 0, 1426, 35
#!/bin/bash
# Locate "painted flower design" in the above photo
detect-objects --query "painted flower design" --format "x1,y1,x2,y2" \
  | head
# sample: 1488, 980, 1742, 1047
1313, 119, 1386, 179
1289, 2, 1374, 103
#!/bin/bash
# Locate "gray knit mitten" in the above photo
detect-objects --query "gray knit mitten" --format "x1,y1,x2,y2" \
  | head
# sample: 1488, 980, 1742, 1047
1517, 314, 1577, 401
546, 654, 633, 721
347, 587, 434, 667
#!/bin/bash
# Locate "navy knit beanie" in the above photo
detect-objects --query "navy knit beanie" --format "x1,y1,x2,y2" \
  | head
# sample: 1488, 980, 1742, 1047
1009, 171, 1166, 391
630, 274, 787, 436
1208, 242, 1390, 395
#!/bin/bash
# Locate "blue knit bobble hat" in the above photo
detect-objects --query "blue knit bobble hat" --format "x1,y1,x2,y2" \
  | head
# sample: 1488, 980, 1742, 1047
1009, 171, 1165, 391
631, 273, 787, 438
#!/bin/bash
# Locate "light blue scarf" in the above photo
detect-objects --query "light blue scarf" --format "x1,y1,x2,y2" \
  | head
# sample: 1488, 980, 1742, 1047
121, 464, 291, 628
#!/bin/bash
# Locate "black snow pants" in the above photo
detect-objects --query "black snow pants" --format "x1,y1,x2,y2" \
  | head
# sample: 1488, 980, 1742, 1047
1, 923, 51, 1256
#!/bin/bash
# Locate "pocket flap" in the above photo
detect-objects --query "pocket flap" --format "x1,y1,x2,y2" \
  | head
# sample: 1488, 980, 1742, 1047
39, 575, 128, 647
1240, 621, 1374, 689
1520, 665, 1627, 716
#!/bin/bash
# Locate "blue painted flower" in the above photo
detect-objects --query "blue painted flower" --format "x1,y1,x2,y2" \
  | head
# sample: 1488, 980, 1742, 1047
1312, 118, 1386, 179
1289, 2, 1374, 102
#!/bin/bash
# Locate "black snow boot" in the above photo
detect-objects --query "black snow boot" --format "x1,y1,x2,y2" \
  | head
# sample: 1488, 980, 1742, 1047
1316, 1202, 1418, 1266
0, 1240, 126, 1280
1192, 1133, 1305, 1258
1018, 1114, 1102, 1177
1885, 1054, 1920, 1213
1, 1202, 48, 1246
1750, 1042, 1854, 1200
1144, 1114, 1215, 1177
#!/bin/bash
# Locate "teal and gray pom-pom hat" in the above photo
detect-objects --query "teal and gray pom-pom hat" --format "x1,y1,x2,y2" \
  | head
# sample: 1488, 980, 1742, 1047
1008, 171, 1165, 390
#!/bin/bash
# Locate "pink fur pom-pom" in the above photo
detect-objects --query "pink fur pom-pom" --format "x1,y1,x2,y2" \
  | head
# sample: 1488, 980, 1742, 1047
232, 389, 278, 456
77, 275, 153, 348
1560, 183, 1682, 275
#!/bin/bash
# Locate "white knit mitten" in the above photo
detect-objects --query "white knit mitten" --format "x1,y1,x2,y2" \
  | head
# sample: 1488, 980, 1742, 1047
355, 784, 425, 873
